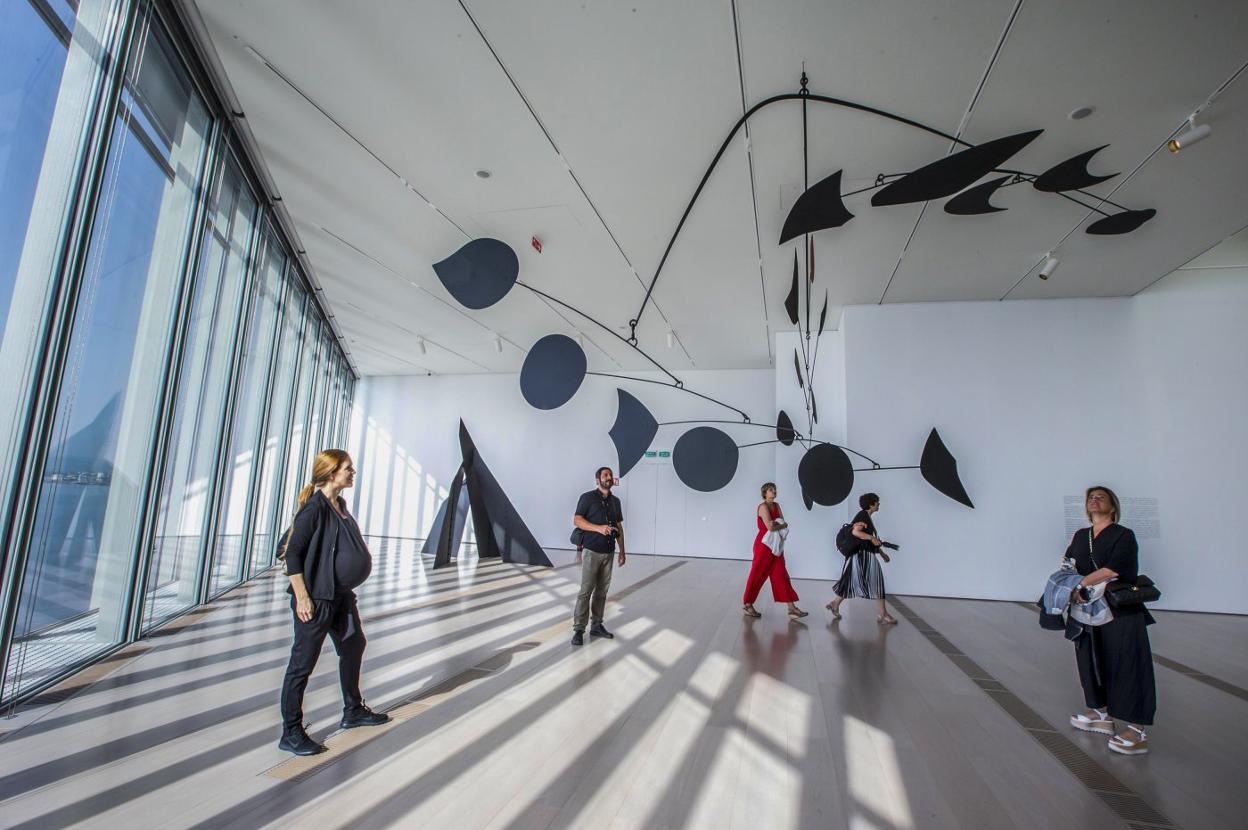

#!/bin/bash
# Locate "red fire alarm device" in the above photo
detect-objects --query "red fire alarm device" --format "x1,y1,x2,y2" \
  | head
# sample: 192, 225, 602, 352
531, 235, 542, 253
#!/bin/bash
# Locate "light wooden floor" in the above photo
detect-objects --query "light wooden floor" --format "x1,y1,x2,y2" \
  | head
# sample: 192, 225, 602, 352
0, 543, 1245, 829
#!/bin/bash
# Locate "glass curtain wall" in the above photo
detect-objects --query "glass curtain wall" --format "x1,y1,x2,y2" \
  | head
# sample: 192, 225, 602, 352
3, 9, 212, 700
0, 0, 354, 707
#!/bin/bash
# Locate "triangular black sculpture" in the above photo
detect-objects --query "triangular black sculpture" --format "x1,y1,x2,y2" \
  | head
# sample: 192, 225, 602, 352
1032, 146, 1116, 192
779, 170, 854, 244
920, 428, 974, 508
425, 421, 552, 568
423, 470, 471, 569
873, 130, 1042, 207
608, 388, 658, 478
944, 175, 1011, 215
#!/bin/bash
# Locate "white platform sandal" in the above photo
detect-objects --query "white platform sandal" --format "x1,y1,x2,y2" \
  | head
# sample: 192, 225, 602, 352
1070, 709, 1113, 735
1108, 725, 1149, 755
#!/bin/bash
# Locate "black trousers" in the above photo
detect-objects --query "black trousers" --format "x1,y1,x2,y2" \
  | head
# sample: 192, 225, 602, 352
279, 592, 367, 733
1074, 611, 1156, 725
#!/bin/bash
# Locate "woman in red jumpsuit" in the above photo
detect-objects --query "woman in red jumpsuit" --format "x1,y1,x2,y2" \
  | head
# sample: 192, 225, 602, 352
742, 482, 808, 619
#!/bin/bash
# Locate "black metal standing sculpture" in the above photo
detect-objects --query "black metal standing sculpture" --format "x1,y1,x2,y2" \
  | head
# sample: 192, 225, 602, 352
423, 421, 552, 568
429, 72, 1154, 510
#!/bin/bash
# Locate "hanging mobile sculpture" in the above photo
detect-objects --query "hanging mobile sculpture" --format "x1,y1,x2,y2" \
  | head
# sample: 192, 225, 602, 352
431, 72, 1155, 509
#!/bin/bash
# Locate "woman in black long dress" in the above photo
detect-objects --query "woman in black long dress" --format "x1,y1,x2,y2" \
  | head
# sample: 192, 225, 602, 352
1067, 485, 1156, 756
826, 493, 896, 624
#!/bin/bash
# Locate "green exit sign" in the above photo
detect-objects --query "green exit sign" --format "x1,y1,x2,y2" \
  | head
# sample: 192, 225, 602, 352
658, 451, 671, 458
644, 451, 657, 457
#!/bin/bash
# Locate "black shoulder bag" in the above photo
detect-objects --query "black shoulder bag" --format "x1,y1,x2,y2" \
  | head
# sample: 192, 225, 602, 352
1089, 528, 1160, 610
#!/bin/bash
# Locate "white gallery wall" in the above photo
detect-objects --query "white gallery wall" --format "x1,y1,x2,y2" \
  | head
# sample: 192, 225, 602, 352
350, 266, 1246, 613
349, 369, 776, 563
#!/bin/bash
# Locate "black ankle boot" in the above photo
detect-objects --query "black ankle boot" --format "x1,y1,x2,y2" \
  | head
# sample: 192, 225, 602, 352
278, 726, 327, 755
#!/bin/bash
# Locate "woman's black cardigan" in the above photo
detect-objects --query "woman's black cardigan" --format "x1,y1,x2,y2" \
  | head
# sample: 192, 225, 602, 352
283, 491, 346, 600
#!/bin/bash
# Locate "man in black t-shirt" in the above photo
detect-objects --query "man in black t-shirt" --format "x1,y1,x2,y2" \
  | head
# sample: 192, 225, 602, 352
571, 466, 625, 645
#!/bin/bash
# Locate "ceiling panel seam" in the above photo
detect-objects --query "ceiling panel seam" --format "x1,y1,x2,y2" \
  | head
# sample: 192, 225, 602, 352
730, 0, 773, 364
879, 0, 1024, 304
1000, 57, 1248, 301
454, 0, 684, 340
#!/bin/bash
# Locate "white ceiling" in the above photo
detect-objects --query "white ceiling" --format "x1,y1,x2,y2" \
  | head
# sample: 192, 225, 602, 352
188, 0, 1248, 376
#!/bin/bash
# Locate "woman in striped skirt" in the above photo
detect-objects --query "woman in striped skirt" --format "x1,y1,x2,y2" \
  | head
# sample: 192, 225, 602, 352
827, 493, 897, 624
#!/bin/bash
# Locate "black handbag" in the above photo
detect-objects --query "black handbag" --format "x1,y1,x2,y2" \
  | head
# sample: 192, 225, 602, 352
1088, 528, 1160, 610
569, 527, 585, 547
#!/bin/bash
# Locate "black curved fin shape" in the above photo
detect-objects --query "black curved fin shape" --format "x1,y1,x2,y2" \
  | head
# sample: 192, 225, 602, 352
776, 410, 796, 446
1086, 208, 1156, 235
798, 443, 853, 506
425, 466, 469, 569
785, 250, 799, 325
944, 175, 1011, 215
673, 426, 739, 492
1032, 146, 1117, 192
520, 334, 587, 410
811, 395, 819, 424
817, 293, 829, 337
432, 238, 518, 309
793, 350, 804, 390
802, 488, 814, 511
873, 130, 1042, 207
920, 428, 974, 508
779, 170, 854, 243
609, 389, 658, 478
459, 421, 552, 566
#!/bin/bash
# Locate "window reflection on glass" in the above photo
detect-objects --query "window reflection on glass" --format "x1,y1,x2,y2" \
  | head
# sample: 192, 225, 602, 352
143, 158, 257, 631
210, 235, 284, 596
4, 13, 211, 699
277, 315, 321, 534
249, 283, 305, 574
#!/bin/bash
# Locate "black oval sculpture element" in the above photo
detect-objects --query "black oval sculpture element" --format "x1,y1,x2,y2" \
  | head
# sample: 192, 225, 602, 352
1032, 146, 1117, 192
797, 443, 853, 506
794, 350, 804, 390
944, 175, 1011, 215
776, 410, 796, 446
673, 427, 739, 492
872, 130, 1042, 207
779, 170, 854, 244
432, 238, 518, 309
519, 334, 586, 410
1086, 208, 1156, 235
608, 389, 658, 478
784, 251, 800, 325
920, 428, 974, 508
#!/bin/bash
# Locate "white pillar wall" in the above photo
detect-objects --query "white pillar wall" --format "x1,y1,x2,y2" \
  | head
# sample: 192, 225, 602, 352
352, 267, 1248, 614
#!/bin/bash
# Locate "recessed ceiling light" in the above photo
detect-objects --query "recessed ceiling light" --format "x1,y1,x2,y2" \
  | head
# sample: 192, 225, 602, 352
1068, 106, 1095, 120
475, 169, 491, 179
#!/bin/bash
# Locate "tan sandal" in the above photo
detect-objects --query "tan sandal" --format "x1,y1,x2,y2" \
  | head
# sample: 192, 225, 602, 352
1070, 709, 1113, 735
1108, 725, 1149, 755
788, 607, 809, 618
825, 599, 842, 619
877, 615, 898, 625
742, 605, 761, 618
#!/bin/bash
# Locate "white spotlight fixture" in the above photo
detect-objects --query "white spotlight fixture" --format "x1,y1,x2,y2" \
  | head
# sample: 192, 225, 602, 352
1038, 254, 1060, 281
417, 336, 427, 355
1168, 115, 1212, 154
493, 334, 503, 354
666, 329, 674, 349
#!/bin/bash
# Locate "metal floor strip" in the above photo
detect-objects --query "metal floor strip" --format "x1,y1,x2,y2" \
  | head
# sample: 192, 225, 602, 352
890, 596, 1180, 830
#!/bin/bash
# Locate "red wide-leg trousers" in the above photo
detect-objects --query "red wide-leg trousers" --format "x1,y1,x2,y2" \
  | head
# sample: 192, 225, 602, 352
742, 550, 799, 604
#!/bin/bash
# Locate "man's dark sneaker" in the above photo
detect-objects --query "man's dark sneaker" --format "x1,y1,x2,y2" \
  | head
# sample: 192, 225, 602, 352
589, 624, 614, 639
341, 705, 391, 729
571, 630, 585, 646
278, 726, 327, 756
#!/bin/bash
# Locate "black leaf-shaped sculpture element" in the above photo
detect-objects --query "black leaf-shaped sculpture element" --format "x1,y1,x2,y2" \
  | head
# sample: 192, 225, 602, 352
432, 238, 518, 309
673, 426, 739, 492
793, 351, 804, 390
1032, 146, 1117, 193
944, 175, 1011, 215
1086, 209, 1156, 235
519, 334, 586, 410
779, 170, 854, 243
776, 410, 796, 446
608, 389, 658, 478
811, 395, 819, 424
802, 488, 814, 511
873, 130, 1043, 207
920, 428, 974, 508
798, 443, 854, 506
817, 293, 828, 337
784, 251, 799, 325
